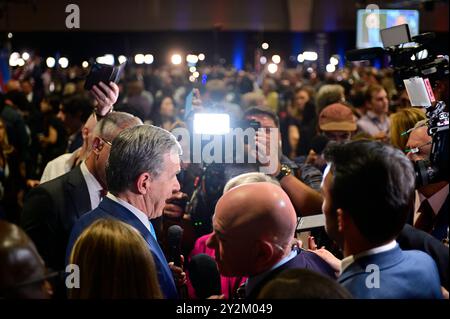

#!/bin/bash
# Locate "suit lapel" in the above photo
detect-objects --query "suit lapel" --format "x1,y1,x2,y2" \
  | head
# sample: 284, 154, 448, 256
99, 198, 170, 265
87, 198, 177, 298
65, 166, 91, 218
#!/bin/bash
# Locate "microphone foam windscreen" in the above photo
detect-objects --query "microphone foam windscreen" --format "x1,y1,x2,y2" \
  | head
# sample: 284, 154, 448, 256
167, 225, 183, 246
188, 253, 221, 298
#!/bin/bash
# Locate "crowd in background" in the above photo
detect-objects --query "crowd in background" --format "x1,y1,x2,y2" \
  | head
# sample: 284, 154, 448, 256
0, 55, 427, 218
0, 52, 448, 299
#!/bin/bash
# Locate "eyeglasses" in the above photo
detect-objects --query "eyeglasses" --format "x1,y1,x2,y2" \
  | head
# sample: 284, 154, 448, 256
400, 122, 428, 136
404, 141, 432, 154
99, 136, 112, 147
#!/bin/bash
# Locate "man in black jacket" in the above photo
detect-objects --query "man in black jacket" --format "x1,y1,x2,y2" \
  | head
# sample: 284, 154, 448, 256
398, 224, 449, 291
21, 111, 142, 271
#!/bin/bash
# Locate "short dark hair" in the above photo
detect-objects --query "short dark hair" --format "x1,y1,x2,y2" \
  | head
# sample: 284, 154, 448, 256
324, 140, 415, 244
364, 84, 385, 103
44, 94, 62, 114
257, 268, 352, 299
244, 106, 280, 128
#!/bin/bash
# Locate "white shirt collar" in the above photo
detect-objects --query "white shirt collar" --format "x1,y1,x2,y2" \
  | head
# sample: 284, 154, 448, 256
65, 147, 82, 171
106, 193, 152, 234
340, 240, 397, 275
79, 161, 103, 209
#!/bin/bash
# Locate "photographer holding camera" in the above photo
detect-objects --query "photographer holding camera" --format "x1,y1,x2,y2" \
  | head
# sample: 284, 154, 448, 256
405, 119, 449, 242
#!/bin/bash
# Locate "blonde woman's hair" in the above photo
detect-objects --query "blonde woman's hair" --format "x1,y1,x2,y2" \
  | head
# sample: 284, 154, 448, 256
69, 219, 163, 299
223, 172, 280, 194
390, 108, 426, 150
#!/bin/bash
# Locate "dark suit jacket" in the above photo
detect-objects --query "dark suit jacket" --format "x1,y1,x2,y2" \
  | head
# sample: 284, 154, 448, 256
431, 194, 449, 241
246, 247, 336, 299
66, 197, 178, 299
407, 194, 449, 242
398, 224, 449, 290
21, 166, 91, 271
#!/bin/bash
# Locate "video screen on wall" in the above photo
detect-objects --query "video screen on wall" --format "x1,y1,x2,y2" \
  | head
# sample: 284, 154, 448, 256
356, 9, 419, 48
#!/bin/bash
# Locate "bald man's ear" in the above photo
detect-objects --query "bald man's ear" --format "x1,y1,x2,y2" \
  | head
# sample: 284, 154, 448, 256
82, 125, 89, 140
91, 136, 104, 156
254, 240, 277, 272
136, 172, 153, 195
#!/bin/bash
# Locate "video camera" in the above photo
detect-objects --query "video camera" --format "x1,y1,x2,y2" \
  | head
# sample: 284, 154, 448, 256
346, 24, 449, 89
414, 100, 449, 187
346, 24, 449, 187
184, 112, 262, 237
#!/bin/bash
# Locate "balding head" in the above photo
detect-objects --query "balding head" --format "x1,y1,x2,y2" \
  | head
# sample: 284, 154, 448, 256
207, 182, 297, 277
0, 221, 51, 299
81, 113, 98, 153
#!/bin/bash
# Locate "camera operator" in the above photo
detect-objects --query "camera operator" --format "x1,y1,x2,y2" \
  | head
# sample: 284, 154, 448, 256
405, 119, 449, 242
242, 106, 324, 216
164, 96, 323, 223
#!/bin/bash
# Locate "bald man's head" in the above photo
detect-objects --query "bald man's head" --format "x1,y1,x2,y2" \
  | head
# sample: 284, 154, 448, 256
207, 182, 297, 277
82, 113, 98, 148
0, 221, 52, 299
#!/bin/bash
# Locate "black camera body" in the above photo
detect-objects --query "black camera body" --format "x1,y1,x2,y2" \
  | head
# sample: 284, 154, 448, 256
414, 101, 449, 187
186, 117, 263, 237
346, 25, 449, 89
346, 24, 449, 187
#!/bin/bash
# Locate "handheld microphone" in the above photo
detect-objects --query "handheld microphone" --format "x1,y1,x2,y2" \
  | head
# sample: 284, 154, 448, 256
167, 225, 183, 267
188, 254, 222, 298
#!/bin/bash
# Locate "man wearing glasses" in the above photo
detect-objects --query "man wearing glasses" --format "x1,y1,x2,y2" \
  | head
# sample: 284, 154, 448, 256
21, 111, 142, 277
405, 119, 449, 241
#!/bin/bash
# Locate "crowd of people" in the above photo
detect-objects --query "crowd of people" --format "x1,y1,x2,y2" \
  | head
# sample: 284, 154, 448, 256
0, 52, 448, 299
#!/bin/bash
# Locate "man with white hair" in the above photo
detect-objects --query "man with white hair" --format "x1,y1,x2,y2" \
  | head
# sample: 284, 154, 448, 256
21, 112, 142, 272
67, 125, 185, 299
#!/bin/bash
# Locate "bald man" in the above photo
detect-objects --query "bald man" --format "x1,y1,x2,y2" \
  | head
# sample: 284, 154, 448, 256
206, 182, 335, 299
0, 221, 53, 299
